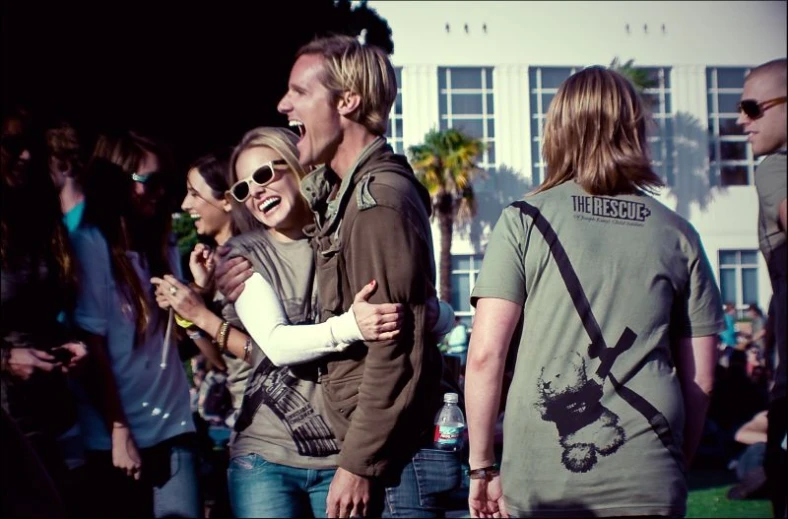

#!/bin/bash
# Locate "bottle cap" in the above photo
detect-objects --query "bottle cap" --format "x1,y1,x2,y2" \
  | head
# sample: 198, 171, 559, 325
444, 392, 459, 404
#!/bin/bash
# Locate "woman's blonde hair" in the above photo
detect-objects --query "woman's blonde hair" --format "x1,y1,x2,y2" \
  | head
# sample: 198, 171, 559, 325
296, 35, 397, 136
535, 66, 664, 196
228, 127, 308, 234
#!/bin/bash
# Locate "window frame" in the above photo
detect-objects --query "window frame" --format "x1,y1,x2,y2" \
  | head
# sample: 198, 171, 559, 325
387, 66, 404, 154
639, 66, 675, 186
706, 66, 756, 186
450, 253, 485, 326
438, 67, 497, 177
718, 249, 760, 310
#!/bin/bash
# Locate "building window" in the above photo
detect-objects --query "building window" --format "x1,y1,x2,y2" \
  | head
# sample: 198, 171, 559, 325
438, 67, 496, 186
718, 250, 759, 309
707, 67, 754, 186
450, 253, 484, 326
640, 67, 675, 187
528, 66, 582, 186
386, 67, 404, 154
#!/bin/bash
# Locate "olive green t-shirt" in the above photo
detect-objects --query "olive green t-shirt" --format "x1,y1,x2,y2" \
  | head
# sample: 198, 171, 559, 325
471, 181, 724, 518
754, 152, 787, 263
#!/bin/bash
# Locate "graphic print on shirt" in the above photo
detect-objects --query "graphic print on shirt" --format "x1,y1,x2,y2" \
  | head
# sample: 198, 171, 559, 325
513, 200, 684, 474
235, 358, 339, 457
536, 353, 626, 473
571, 195, 652, 227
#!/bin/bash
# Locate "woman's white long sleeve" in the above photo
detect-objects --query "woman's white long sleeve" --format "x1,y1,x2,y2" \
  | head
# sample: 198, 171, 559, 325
234, 272, 363, 367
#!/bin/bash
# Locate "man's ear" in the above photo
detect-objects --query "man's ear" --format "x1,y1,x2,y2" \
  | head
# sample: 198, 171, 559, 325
337, 91, 362, 117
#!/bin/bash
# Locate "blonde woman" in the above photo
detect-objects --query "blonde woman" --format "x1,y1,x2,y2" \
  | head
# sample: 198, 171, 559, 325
465, 67, 723, 518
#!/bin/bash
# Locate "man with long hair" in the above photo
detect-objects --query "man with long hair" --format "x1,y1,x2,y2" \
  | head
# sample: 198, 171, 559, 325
465, 67, 722, 517
738, 57, 787, 519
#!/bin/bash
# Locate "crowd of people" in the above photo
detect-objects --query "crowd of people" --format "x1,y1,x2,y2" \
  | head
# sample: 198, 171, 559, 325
1, 32, 785, 519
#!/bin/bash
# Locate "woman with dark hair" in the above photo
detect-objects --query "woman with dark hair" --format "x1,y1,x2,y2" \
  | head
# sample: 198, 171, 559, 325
173, 148, 245, 420
465, 67, 724, 517
1, 107, 88, 514
68, 131, 200, 518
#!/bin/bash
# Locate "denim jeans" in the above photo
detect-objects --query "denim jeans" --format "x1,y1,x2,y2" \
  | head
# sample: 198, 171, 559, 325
84, 433, 202, 518
380, 447, 463, 518
228, 453, 336, 518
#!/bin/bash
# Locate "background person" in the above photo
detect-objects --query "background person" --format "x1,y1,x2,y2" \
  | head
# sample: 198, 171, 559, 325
1, 107, 89, 516
728, 410, 769, 501
737, 57, 787, 519
69, 131, 201, 518
445, 316, 469, 368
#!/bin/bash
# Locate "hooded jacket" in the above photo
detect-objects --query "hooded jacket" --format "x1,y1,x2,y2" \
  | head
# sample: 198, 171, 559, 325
301, 137, 449, 478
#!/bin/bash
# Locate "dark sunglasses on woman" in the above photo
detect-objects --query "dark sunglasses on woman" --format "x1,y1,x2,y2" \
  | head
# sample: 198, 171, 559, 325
737, 96, 787, 119
227, 159, 286, 203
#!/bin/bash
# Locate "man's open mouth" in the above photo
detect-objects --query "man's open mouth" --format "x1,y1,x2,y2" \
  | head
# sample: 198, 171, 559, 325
289, 120, 306, 139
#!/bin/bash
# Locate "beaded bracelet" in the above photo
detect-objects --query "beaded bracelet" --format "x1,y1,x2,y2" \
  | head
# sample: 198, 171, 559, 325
467, 464, 500, 481
214, 321, 230, 352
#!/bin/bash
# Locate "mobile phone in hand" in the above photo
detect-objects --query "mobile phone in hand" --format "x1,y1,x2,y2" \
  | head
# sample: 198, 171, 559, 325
50, 347, 75, 364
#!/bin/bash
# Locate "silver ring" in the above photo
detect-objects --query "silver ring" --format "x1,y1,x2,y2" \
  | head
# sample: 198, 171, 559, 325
169, 286, 178, 296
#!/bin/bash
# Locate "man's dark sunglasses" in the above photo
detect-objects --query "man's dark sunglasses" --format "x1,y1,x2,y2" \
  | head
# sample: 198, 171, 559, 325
227, 160, 287, 203
737, 96, 787, 119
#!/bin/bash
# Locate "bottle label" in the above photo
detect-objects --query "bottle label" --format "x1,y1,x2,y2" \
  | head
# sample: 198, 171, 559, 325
434, 425, 464, 446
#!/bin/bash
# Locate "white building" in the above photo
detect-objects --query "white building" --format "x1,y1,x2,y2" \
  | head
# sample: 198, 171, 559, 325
369, 0, 787, 324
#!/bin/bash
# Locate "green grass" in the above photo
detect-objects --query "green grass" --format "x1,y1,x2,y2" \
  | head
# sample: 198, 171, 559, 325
686, 470, 771, 518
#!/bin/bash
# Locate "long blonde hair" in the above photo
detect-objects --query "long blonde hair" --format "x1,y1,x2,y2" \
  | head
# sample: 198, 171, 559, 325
228, 127, 309, 234
535, 66, 664, 196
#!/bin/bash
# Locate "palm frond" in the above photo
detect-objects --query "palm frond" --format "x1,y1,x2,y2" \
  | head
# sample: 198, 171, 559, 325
408, 127, 485, 220
609, 56, 658, 93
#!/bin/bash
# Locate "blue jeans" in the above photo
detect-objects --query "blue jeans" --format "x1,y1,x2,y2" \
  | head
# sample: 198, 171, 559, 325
84, 433, 202, 518
380, 448, 463, 518
228, 453, 336, 518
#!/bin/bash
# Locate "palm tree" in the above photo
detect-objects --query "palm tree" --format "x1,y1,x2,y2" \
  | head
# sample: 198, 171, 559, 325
609, 57, 658, 95
409, 128, 485, 303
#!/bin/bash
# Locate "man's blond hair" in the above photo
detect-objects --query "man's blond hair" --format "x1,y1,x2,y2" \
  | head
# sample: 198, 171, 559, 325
296, 35, 397, 135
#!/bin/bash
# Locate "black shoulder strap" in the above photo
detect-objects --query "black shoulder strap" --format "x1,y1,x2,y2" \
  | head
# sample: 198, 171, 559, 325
511, 200, 684, 469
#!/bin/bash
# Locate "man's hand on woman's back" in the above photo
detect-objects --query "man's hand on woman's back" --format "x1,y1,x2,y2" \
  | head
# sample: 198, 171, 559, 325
214, 245, 254, 303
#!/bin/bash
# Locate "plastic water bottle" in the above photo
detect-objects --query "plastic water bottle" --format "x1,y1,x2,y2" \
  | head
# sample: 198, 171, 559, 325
433, 392, 465, 451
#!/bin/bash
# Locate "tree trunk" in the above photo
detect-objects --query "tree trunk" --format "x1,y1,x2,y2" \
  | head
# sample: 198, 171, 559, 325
438, 208, 454, 304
